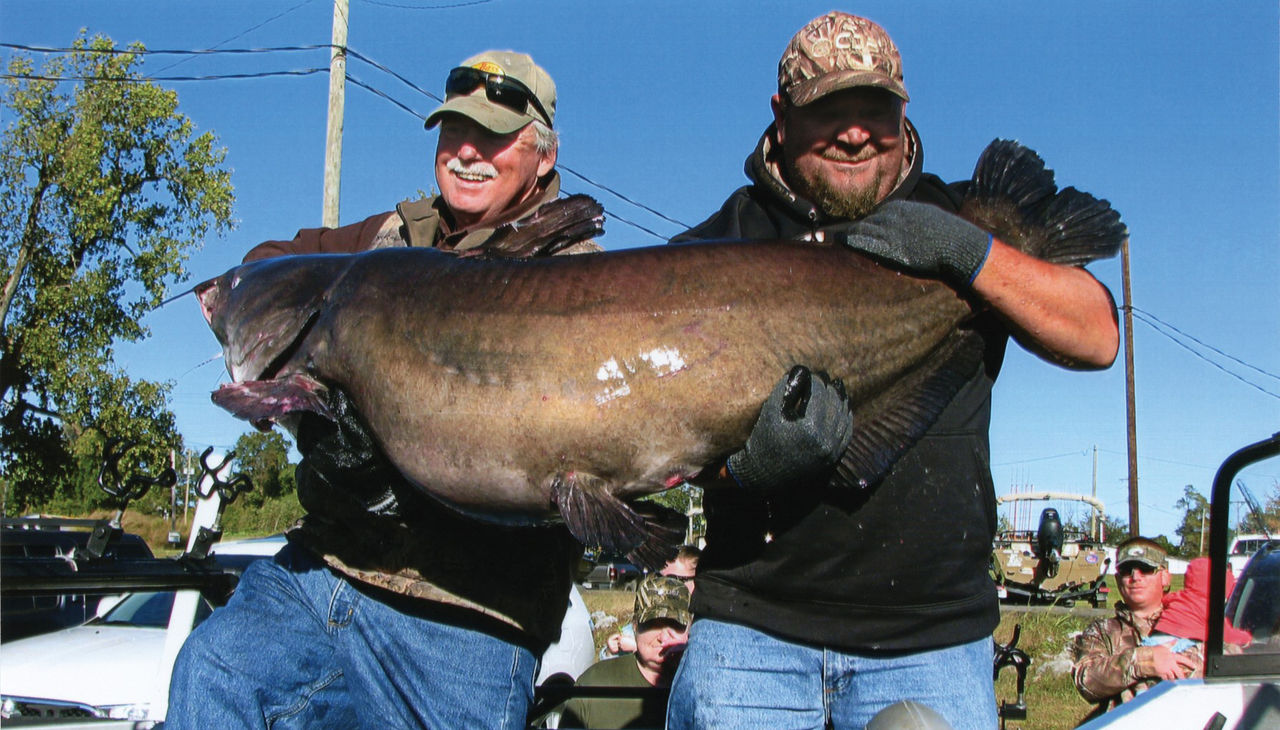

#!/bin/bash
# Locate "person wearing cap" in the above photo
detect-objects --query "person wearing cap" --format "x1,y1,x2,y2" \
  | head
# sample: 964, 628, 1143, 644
241, 50, 593, 260
1070, 537, 1202, 720
601, 545, 701, 659
559, 574, 692, 728
168, 50, 599, 730
666, 12, 1119, 730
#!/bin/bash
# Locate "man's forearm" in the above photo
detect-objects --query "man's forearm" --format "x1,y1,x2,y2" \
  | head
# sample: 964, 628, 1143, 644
1073, 645, 1144, 702
971, 239, 1119, 370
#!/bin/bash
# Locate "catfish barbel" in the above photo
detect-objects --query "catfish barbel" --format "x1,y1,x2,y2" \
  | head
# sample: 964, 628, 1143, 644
197, 140, 1125, 565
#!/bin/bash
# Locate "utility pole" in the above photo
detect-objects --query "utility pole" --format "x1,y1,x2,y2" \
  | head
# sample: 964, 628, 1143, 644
1121, 237, 1140, 536
1090, 445, 1098, 541
322, 0, 349, 227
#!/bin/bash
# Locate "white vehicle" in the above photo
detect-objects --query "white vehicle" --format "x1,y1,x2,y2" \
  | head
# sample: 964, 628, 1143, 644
1, 533, 595, 725
0, 535, 286, 723
1228, 533, 1277, 575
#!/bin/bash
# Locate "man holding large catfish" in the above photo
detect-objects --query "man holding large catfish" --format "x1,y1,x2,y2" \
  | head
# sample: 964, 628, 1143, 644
667, 12, 1120, 729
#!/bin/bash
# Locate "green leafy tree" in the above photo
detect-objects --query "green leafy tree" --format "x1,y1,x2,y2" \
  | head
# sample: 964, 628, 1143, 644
1173, 484, 1210, 557
641, 483, 703, 545
1098, 514, 1130, 545
231, 429, 295, 506
0, 35, 234, 512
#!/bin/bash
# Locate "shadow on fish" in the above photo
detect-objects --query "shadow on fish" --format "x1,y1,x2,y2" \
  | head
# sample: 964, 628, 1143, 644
195, 140, 1125, 569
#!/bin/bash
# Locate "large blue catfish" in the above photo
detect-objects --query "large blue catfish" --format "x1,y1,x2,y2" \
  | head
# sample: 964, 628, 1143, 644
198, 140, 1124, 565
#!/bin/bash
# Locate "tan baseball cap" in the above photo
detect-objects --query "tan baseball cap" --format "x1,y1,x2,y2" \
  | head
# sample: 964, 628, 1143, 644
778, 12, 909, 106
425, 50, 556, 134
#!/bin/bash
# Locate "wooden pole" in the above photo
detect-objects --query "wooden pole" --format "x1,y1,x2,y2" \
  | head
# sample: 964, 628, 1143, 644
1122, 237, 1140, 536
322, 0, 348, 228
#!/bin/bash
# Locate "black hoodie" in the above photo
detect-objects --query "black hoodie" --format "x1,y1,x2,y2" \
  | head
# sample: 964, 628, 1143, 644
674, 122, 1006, 652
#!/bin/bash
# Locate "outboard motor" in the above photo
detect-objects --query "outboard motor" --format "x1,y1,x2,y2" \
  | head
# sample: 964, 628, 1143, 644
1036, 508, 1064, 577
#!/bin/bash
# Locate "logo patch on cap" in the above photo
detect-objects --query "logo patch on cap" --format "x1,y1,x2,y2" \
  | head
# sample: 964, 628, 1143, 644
472, 60, 504, 75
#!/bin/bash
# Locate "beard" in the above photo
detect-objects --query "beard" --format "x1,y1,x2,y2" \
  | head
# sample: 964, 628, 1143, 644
784, 156, 886, 220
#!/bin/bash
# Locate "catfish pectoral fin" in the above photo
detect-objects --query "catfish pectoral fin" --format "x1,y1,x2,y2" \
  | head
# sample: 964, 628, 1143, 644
550, 472, 678, 571
211, 373, 333, 424
831, 329, 986, 492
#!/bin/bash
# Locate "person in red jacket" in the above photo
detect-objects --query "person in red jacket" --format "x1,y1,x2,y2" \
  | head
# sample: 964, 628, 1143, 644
1145, 556, 1252, 651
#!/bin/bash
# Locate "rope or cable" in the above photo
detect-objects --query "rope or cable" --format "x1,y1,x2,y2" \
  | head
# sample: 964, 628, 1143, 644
559, 166, 691, 232
1, 69, 329, 83
359, 0, 493, 8
345, 74, 425, 121
0, 41, 331, 56
152, 0, 321, 73
1126, 307, 1280, 401
345, 47, 441, 103
1129, 305, 1280, 383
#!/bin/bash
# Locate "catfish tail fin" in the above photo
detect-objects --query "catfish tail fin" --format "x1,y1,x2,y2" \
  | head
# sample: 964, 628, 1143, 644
960, 139, 1127, 266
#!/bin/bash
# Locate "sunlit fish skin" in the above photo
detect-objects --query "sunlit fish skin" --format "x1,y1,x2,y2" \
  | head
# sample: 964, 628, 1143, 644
196, 140, 1125, 565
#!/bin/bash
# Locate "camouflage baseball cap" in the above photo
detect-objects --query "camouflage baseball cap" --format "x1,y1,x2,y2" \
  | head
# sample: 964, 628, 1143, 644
1115, 537, 1168, 571
778, 12, 909, 106
425, 50, 556, 134
634, 574, 692, 628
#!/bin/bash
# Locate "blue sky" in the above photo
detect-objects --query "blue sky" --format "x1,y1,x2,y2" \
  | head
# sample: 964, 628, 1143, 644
3, 1, 1277, 542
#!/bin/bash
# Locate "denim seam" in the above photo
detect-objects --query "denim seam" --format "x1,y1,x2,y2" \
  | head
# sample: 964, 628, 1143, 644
326, 576, 356, 631
499, 645, 528, 730
264, 667, 345, 728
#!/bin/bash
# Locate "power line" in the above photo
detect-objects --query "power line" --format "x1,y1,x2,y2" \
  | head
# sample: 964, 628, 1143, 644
358, 0, 493, 8
1, 69, 329, 84
1126, 306, 1280, 401
0, 41, 331, 56
1130, 305, 1280, 383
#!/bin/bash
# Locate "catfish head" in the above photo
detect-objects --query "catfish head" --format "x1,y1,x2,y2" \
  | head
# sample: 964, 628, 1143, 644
196, 254, 354, 428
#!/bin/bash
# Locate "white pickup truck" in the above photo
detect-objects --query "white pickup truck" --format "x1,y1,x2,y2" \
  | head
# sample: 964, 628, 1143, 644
1228, 533, 1278, 574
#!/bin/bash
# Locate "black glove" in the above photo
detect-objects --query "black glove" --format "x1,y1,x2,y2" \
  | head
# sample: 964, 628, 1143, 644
294, 388, 405, 518
838, 200, 993, 286
726, 366, 855, 493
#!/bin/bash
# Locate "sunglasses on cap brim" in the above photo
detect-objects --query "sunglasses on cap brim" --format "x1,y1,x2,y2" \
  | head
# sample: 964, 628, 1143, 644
445, 67, 551, 127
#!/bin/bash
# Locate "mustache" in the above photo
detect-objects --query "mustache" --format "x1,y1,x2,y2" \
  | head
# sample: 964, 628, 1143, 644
820, 146, 879, 164
447, 158, 498, 179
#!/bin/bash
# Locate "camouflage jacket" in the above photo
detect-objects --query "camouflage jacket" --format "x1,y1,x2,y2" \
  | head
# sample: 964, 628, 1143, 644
1070, 604, 1205, 718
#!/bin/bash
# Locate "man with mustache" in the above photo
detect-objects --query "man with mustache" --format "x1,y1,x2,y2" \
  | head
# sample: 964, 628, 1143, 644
168, 50, 598, 729
666, 12, 1119, 729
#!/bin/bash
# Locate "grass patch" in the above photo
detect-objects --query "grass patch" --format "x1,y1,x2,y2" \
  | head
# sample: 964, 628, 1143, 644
995, 609, 1099, 729
582, 588, 638, 653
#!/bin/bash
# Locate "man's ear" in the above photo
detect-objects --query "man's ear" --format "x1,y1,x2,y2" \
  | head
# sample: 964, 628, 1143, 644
538, 146, 557, 178
771, 94, 787, 145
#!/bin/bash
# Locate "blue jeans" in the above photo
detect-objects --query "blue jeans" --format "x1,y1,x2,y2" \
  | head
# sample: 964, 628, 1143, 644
168, 543, 537, 729
667, 618, 997, 730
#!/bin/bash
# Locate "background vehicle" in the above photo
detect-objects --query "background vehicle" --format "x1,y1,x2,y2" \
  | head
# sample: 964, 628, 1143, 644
1, 531, 595, 725
0, 535, 285, 723
1, 518, 154, 642
991, 494, 1111, 608
578, 551, 641, 590
1228, 533, 1279, 575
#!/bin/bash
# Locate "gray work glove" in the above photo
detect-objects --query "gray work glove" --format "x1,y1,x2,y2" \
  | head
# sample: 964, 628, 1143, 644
838, 200, 994, 286
726, 366, 855, 493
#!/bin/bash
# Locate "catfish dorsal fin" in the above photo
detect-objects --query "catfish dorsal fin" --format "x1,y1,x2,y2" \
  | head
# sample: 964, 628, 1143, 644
473, 195, 605, 258
961, 139, 1126, 266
